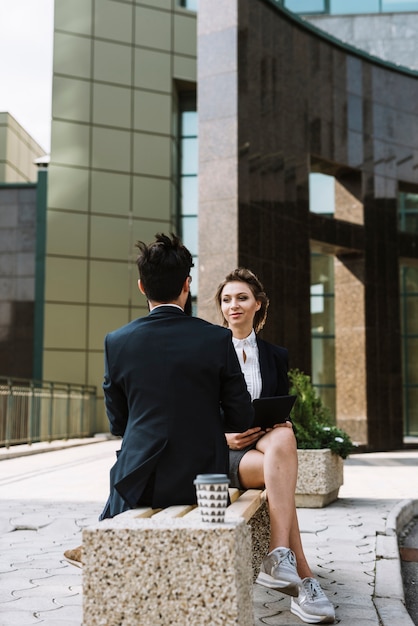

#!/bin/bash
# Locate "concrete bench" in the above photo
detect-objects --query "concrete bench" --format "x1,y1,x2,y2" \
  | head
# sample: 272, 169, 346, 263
82, 488, 270, 626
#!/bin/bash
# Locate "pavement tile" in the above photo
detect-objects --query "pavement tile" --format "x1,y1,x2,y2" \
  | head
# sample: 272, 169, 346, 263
0, 609, 42, 625
0, 441, 417, 626
31, 572, 81, 587
2, 569, 53, 583
0, 590, 20, 603
11, 584, 79, 598
0, 575, 39, 592
374, 596, 416, 626
7, 596, 60, 611
55, 593, 82, 606
9, 513, 54, 531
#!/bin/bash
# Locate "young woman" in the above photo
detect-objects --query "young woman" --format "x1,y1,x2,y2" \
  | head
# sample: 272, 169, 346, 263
215, 268, 335, 625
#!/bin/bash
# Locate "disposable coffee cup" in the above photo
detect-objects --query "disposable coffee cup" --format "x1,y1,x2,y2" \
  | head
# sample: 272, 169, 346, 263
193, 474, 230, 523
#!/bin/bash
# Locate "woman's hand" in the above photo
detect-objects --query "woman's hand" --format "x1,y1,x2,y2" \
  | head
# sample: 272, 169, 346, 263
225, 427, 265, 450
271, 420, 293, 430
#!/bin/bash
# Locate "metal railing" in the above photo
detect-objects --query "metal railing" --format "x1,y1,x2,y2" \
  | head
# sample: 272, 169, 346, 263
0, 377, 97, 448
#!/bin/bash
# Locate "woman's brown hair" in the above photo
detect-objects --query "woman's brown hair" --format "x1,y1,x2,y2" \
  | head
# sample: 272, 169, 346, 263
215, 268, 269, 333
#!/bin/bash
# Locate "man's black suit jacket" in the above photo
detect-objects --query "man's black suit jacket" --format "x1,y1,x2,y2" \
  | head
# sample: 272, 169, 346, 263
100, 306, 254, 519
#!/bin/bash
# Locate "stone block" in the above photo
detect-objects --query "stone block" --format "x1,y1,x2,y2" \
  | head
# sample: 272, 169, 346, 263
82, 514, 253, 626
296, 449, 344, 508
374, 557, 404, 601
247, 499, 270, 580
376, 534, 399, 561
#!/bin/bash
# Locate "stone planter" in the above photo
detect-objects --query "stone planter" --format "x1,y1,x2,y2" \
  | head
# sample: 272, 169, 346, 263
295, 448, 343, 508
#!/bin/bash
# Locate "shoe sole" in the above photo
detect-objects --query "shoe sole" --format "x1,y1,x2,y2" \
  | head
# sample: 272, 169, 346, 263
256, 571, 300, 596
290, 600, 335, 624
64, 557, 83, 569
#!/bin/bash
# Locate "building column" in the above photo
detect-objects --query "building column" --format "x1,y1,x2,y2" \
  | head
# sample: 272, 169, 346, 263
334, 254, 368, 445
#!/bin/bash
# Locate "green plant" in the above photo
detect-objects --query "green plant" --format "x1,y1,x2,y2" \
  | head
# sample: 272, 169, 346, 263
288, 368, 355, 459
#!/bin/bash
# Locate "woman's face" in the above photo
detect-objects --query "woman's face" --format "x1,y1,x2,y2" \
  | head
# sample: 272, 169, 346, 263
220, 281, 261, 337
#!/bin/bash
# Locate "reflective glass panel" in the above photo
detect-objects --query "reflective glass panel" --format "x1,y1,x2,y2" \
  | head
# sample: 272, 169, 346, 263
181, 138, 198, 176
404, 338, 418, 384
398, 192, 418, 234
181, 177, 198, 216
311, 336, 336, 417
400, 266, 418, 334
182, 110, 198, 137
383, 0, 418, 10
404, 388, 418, 435
330, 0, 380, 13
180, 0, 198, 10
309, 173, 335, 215
284, 0, 326, 12
316, 386, 336, 419
400, 265, 418, 435
311, 253, 335, 291
178, 91, 198, 303
181, 216, 198, 256
311, 253, 335, 418
189, 263, 198, 293
347, 94, 363, 132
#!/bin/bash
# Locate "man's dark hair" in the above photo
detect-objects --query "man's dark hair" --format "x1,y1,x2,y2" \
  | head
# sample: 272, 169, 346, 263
136, 233, 194, 302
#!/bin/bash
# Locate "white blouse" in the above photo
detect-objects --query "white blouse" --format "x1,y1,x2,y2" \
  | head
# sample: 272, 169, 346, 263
232, 329, 262, 401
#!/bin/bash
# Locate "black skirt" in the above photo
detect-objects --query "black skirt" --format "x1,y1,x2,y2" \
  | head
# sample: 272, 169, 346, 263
229, 443, 257, 489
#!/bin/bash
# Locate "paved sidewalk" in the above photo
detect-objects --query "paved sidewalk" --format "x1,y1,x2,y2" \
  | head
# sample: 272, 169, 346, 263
0, 440, 417, 625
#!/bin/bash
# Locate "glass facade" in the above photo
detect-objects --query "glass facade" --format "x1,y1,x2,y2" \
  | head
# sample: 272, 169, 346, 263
180, 0, 198, 10
309, 173, 335, 216
284, 0, 326, 12
399, 191, 418, 234
310, 174, 336, 418
178, 92, 198, 305
400, 265, 418, 435
310, 253, 336, 418
283, 0, 418, 13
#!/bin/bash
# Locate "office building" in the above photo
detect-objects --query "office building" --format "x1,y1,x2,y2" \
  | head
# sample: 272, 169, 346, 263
2, 0, 418, 449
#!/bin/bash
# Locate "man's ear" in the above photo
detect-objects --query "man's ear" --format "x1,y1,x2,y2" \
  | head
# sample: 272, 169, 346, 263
182, 276, 191, 293
138, 279, 146, 295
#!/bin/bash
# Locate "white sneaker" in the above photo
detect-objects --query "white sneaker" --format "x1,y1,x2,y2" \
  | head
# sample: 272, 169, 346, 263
291, 577, 335, 624
256, 547, 301, 596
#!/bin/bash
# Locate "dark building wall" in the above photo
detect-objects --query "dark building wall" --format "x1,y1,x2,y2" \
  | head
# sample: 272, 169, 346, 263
198, 0, 418, 451
0, 185, 37, 378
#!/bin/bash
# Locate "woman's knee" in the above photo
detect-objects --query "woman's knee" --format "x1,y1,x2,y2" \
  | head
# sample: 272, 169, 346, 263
257, 426, 297, 454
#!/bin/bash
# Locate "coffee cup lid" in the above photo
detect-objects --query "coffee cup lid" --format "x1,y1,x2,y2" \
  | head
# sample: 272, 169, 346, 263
194, 473, 230, 485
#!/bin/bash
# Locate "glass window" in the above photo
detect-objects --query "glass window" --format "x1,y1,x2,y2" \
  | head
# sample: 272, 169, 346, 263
400, 265, 418, 435
285, 0, 418, 13
311, 253, 336, 417
347, 94, 363, 132
181, 215, 198, 256
181, 137, 198, 176
284, 0, 326, 12
404, 389, 418, 435
383, 0, 418, 11
309, 173, 335, 216
330, 0, 380, 13
178, 91, 198, 301
181, 177, 198, 216
180, 0, 198, 10
398, 191, 418, 234
182, 110, 198, 137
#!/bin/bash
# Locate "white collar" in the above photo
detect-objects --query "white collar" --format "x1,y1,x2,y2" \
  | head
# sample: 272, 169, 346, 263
232, 329, 257, 349
150, 303, 184, 312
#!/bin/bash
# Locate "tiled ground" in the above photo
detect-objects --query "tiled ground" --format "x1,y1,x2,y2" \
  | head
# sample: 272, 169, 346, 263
0, 442, 417, 625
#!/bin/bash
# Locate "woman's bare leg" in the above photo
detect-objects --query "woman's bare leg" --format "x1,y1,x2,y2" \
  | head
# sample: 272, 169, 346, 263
237, 426, 313, 578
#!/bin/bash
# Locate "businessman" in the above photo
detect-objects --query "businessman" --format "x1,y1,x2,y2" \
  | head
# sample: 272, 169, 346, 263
99, 232, 254, 519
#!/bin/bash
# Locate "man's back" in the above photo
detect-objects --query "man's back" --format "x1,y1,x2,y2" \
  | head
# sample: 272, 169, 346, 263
101, 305, 253, 517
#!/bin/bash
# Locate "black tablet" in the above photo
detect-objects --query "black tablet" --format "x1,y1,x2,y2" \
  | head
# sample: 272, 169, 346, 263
252, 395, 297, 430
